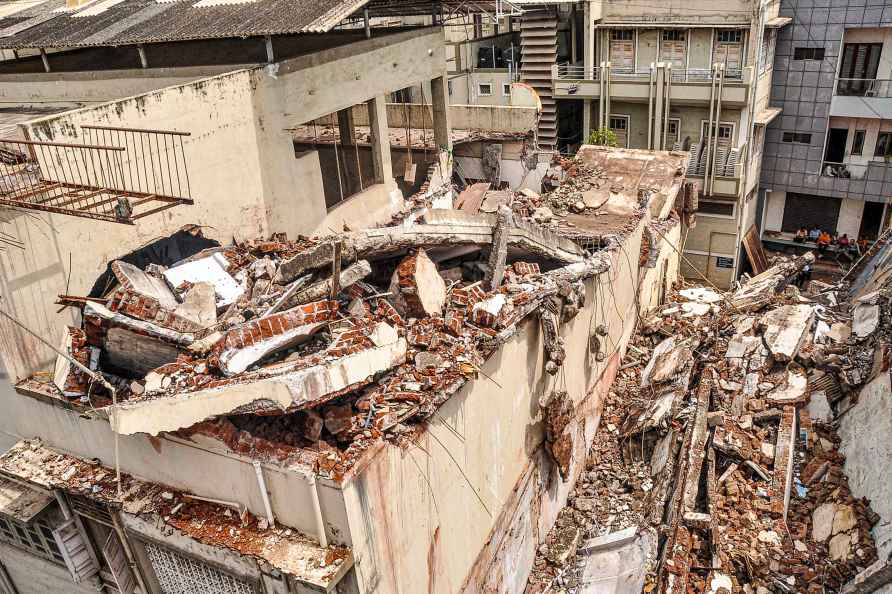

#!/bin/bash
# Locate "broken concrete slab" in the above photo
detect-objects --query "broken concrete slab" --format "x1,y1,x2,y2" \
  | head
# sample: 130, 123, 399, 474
110, 337, 408, 436
641, 337, 692, 387
111, 260, 179, 310
679, 287, 723, 304
853, 303, 880, 338
766, 368, 809, 405
759, 304, 815, 361
577, 527, 638, 554
174, 282, 217, 327
85, 301, 195, 347
104, 327, 181, 376
163, 252, 243, 307
390, 249, 446, 318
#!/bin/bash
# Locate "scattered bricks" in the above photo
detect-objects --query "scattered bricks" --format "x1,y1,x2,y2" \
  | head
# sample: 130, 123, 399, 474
444, 310, 464, 337
389, 249, 446, 318
323, 403, 355, 435
299, 410, 323, 442
215, 300, 338, 353
108, 289, 203, 334
451, 283, 487, 307
512, 262, 541, 277
374, 299, 405, 328
469, 294, 508, 329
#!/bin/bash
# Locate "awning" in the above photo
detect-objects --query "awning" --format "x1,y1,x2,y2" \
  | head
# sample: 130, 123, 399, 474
0, 476, 53, 523
766, 16, 792, 28
755, 107, 782, 126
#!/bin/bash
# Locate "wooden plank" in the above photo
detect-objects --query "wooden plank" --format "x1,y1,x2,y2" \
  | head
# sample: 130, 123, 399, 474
742, 224, 769, 274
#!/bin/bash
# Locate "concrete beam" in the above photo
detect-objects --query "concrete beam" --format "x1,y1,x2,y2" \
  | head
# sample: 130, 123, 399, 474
367, 95, 392, 185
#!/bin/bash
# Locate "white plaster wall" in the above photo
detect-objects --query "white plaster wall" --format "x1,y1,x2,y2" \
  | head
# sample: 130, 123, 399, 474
764, 189, 786, 232
0, 392, 337, 541
837, 198, 864, 239
839, 371, 892, 559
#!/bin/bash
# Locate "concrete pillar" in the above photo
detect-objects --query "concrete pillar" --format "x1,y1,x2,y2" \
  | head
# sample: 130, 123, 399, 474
430, 75, 452, 152
582, 99, 592, 144
653, 64, 665, 151
366, 96, 392, 185
583, 2, 593, 74
337, 108, 360, 194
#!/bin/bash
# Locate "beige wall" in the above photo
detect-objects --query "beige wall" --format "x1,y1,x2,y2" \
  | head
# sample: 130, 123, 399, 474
338, 207, 682, 594
602, 0, 758, 25
0, 543, 98, 594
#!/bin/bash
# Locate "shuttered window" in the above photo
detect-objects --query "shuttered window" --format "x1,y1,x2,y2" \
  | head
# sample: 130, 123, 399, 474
610, 30, 634, 72
660, 30, 686, 68
0, 516, 65, 565
714, 30, 743, 71
52, 516, 100, 584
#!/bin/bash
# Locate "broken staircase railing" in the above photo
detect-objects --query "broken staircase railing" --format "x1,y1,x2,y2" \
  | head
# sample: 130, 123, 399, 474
0, 125, 193, 225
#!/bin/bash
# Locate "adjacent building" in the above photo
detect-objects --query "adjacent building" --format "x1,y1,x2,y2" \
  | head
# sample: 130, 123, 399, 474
508, 0, 788, 287
760, 1, 892, 246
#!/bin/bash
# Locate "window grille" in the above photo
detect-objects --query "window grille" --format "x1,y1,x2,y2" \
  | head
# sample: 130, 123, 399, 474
143, 541, 261, 594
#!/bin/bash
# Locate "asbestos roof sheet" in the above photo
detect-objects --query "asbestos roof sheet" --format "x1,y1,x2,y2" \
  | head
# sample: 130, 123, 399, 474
0, 0, 371, 48
0, 476, 53, 523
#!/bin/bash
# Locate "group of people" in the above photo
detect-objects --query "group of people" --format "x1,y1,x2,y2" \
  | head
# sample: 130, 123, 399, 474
792, 226, 866, 262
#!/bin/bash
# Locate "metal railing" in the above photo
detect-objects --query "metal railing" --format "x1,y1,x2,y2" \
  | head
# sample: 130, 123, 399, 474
554, 63, 744, 82
835, 78, 892, 98
0, 126, 193, 224
821, 161, 871, 180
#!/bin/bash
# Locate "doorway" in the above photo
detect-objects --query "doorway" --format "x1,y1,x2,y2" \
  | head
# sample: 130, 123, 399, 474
859, 201, 885, 240
824, 128, 849, 164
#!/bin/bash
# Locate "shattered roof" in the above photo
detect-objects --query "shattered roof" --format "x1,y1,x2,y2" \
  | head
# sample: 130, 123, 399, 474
0, 0, 371, 49
0, 439, 352, 588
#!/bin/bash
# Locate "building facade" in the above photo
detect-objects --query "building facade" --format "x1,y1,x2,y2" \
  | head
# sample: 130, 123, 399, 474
760, 1, 892, 245
512, 0, 786, 287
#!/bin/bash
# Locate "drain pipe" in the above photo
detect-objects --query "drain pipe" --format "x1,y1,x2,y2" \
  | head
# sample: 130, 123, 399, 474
704, 63, 718, 190
252, 461, 276, 530
710, 64, 726, 195
647, 63, 655, 149
308, 473, 329, 548
663, 64, 673, 150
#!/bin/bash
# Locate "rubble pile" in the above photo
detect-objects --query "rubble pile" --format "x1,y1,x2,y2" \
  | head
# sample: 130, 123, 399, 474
527, 252, 890, 594
40, 152, 645, 479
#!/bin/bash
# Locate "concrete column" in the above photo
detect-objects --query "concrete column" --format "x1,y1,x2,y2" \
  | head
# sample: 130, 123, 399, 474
582, 99, 592, 144
337, 108, 360, 194
366, 96, 392, 185
430, 75, 452, 152
653, 64, 665, 151
583, 2, 593, 74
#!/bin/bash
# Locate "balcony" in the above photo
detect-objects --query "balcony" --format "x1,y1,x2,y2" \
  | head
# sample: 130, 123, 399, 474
553, 63, 751, 107
830, 78, 892, 119
817, 160, 892, 201
684, 141, 748, 198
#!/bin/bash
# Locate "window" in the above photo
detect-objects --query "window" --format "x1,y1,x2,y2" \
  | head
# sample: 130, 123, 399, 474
447, 80, 453, 96
662, 30, 685, 41
698, 200, 736, 218
0, 516, 65, 565
760, 30, 775, 74
874, 132, 892, 158
702, 122, 734, 143
782, 132, 812, 144
852, 130, 866, 156
478, 83, 493, 96
716, 30, 742, 44
503, 83, 512, 96
609, 116, 628, 130
609, 115, 630, 148
610, 30, 633, 41
793, 47, 825, 61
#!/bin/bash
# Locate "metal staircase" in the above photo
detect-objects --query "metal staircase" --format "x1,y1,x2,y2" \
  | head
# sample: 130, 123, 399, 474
520, 10, 557, 151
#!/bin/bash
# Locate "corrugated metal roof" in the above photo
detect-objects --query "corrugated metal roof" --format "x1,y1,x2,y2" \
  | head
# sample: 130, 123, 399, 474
0, 0, 372, 48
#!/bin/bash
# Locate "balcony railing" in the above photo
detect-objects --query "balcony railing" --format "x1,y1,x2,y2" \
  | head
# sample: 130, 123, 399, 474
554, 63, 744, 82
836, 78, 892, 98
821, 161, 875, 180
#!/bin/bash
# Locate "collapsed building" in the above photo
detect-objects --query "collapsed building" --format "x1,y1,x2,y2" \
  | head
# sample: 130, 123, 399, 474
0, 144, 694, 594
526, 232, 892, 593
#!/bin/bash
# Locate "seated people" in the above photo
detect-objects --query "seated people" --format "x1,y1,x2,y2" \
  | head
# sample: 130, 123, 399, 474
817, 230, 832, 255
808, 227, 821, 242
793, 227, 808, 243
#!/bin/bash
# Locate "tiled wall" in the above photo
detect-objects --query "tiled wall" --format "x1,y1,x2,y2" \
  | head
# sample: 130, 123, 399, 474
760, 0, 892, 202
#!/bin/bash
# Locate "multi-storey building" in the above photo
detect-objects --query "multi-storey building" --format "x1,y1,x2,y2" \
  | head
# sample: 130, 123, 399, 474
760, 1, 892, 246
521, 0, 788, 287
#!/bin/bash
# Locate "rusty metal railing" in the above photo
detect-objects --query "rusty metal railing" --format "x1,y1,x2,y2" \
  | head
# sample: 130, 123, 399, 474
0, 126, 193, 225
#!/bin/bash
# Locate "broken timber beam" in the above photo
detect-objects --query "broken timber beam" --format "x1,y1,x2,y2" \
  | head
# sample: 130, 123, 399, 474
281, 260, 371, 310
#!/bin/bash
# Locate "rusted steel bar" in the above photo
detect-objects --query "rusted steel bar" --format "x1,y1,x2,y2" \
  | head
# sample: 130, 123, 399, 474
81, 124, 191, 136
0, 138, 126, 151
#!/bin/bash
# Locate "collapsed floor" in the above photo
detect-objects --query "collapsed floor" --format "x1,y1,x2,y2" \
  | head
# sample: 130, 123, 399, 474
527, 253, 891, 594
